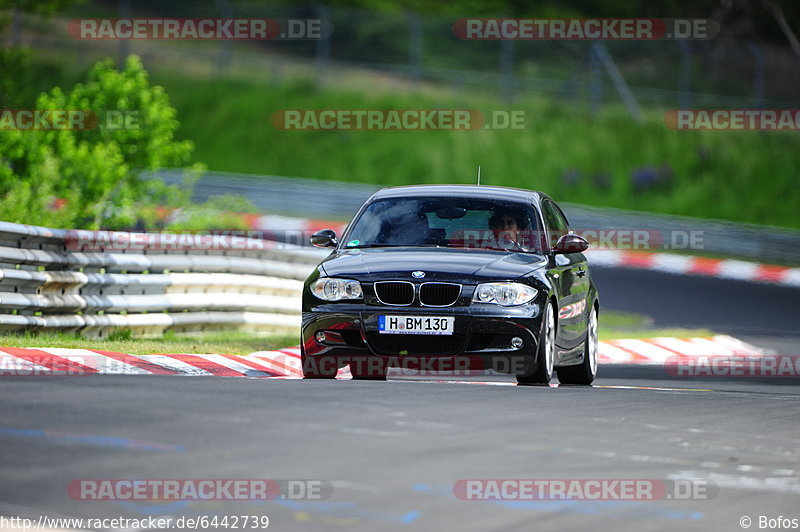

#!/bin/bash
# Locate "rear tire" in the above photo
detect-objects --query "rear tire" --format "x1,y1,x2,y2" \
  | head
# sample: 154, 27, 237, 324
557, 306, 598, 385
516, 302, 555, 385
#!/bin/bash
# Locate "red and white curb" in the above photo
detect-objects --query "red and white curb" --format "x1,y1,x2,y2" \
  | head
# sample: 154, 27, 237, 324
0, 346, 314, 378
588, 249, 800, 287
598, 334, 766, 365
0, 335, 765, 377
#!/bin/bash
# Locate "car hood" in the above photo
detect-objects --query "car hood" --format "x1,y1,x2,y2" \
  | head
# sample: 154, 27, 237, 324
319, 247, 547, 282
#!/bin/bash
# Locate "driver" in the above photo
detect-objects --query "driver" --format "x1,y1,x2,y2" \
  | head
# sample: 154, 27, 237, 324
488, 211, 529, 251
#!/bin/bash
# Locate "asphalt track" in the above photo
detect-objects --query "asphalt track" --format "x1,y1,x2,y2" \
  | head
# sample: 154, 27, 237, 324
1, 268, 799, 532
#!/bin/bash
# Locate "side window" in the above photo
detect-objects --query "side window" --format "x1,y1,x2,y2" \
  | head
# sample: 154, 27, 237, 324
541, 200, 569, 248
553, 203, 570, 230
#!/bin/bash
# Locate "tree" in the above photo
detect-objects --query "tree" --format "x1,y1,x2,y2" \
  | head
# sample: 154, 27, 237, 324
0, 55, 199, 229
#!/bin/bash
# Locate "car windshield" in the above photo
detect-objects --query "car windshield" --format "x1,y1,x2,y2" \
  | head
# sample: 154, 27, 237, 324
343, 197, 544, 253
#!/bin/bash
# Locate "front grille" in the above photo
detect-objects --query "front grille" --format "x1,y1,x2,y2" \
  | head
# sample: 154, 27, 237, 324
374, 281, 414, 305
367, 333, 465, 356
419, 283, 461, 306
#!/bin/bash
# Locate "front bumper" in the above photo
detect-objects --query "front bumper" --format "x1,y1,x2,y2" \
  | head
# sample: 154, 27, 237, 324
301, 302, 544, 374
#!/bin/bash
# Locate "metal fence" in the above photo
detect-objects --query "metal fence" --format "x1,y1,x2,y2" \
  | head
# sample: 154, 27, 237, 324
0, 220, 327, 337
7, 1, 800, 115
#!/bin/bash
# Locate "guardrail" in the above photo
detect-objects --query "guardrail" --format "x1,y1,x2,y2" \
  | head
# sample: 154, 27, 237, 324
156, 169, 800, 265
0, 221, 328, 338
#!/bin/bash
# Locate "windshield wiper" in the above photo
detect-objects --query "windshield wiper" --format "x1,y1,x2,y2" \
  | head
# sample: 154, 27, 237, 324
345, 243, 408, 249
345, 243, 451, 249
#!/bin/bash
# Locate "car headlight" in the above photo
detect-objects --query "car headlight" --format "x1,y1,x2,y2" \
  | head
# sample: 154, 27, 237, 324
311, 278, 363, 301
472, 282, 537, 306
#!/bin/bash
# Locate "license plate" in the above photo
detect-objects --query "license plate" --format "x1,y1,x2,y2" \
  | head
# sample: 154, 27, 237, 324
378, 315, 454, 335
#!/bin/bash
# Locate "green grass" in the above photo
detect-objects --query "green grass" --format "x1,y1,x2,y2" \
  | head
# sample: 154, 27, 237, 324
599, 328, 714, 340
153, 74, 800, 229
0, 330, 297, 356
600, 309, 652, 329
598, 310, 712, 340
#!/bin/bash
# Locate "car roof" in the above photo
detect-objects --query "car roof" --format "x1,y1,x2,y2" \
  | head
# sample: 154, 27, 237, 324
370, 184, 547, 203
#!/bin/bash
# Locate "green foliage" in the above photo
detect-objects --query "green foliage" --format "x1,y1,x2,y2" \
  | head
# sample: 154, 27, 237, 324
0, 0, 86, 35
161, 75, 800, 228
0, 48, 30, 107
0, 55, 200, 229
0, 48, 86, 109
0, 0, 85, 16
164, 195, 259, 231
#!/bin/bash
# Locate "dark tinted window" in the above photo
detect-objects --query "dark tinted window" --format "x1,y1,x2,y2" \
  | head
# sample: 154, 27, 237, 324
344, 197, 543, 252
541, 200, 570, 247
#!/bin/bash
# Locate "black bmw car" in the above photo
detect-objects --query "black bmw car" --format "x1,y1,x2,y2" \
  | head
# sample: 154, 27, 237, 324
301, 185, 599, 385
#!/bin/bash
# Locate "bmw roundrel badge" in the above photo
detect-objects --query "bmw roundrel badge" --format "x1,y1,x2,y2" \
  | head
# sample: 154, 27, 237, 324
411, 271, 425, 279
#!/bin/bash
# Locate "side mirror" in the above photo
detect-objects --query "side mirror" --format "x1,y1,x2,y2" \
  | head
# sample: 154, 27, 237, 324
310, 229, 338, 248
553, 233, 589, 254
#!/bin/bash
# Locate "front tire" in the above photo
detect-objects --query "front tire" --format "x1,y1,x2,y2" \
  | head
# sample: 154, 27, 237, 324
557, 306, 598, 385
301, 345, 337, 379
517, 302, 555, 385
349, 356, 388, 381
